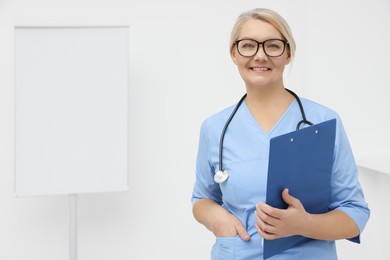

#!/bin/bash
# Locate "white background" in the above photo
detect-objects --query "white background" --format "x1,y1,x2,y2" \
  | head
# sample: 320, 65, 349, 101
0, 0, 389, 259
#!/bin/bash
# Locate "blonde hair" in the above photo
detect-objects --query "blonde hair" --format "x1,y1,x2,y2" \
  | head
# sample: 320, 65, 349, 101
229, 8, 296, 60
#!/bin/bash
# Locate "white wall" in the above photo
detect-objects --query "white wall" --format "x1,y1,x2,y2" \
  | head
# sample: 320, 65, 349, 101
337, 167, 390, 260
0, 0, 388, 259
305, 0, 390, 175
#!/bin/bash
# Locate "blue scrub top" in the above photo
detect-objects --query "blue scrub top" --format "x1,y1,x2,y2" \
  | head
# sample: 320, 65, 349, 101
192, 97, 370, 260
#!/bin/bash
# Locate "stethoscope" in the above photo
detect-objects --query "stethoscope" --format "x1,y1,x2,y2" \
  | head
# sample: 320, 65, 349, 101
214, 88, 314, 184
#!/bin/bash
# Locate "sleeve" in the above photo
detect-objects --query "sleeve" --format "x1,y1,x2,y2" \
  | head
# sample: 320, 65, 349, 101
191, 120, 223, 206
328, 114, 370, 243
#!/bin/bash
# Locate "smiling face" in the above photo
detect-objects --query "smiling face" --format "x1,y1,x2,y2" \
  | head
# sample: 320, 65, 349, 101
231, 19, 291, 91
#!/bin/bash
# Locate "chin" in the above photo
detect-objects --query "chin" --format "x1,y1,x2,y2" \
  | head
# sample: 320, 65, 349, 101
246, 79, 273, 88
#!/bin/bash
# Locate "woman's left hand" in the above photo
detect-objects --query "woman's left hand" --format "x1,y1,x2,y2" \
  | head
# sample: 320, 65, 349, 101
255, 188, 310, 240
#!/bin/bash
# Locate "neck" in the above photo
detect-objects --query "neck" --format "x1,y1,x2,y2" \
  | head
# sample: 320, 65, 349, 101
245, 84, 291, 108
244, 85, 294, 132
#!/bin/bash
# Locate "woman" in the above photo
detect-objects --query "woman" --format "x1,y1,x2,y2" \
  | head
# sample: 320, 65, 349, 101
191, 8, 370, 260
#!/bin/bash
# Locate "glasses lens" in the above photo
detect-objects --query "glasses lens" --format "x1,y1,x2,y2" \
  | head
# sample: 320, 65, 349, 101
264, 39, 285, 57
237, 39, 258, 57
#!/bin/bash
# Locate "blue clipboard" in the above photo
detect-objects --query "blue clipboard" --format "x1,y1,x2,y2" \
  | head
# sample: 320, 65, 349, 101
264, 119, 336, 259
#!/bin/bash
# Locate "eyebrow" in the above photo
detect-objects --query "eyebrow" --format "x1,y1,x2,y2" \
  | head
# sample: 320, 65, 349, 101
237, 37, 285, 42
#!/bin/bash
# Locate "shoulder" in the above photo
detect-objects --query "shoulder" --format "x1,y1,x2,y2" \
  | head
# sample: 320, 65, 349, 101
201, 105, 236, 131
299, 98, 340, 124
299, 97, 350, 143
198, 104, 238, 144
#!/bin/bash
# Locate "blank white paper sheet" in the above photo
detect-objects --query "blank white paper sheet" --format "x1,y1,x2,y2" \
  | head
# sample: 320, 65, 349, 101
15, 26, 129, 196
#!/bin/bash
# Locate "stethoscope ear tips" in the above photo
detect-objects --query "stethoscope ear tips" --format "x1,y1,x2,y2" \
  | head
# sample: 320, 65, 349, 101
214, 170, 229, 183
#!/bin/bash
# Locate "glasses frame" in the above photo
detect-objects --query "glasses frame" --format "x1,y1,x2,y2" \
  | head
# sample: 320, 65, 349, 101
234, 38, 289, 58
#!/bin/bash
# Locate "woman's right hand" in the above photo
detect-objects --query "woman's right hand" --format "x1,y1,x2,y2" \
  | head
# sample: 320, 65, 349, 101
210, 210, 251, 241
193, 198, 250, 241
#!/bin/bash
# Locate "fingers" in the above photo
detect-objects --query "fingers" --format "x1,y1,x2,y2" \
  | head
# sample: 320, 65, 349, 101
254, 210, 279, 240
255, 202, 285, 240
281, 188, 292, 205
255, 203, 279, 226
282, 188, 303, 210
257, 201, 283, 219
235, 222, 250, 241
255, 204, 277, 239
255, 190, 307, 240
212, 213, 251, 241
256, 222, 278, 240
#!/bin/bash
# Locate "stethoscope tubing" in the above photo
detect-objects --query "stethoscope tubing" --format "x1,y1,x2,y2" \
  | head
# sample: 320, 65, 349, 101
218, 93, 247, 173
285, 89, 313, 130
217, 88, 313, 176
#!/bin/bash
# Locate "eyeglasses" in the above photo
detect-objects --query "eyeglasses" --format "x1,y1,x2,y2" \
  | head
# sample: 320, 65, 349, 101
234, 38, 288, 57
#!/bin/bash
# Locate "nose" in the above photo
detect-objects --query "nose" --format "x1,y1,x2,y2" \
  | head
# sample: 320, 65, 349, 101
254, 44, 268, 61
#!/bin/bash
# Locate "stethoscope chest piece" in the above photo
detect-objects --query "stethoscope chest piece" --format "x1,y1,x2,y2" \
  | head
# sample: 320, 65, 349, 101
214, 170, 229, 183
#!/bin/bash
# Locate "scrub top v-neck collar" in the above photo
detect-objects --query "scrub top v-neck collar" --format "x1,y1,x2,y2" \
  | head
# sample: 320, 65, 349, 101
241, 98, 298, 140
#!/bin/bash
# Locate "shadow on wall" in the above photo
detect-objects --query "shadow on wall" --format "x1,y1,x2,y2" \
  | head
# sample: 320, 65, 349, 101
337, 166, 390, 259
